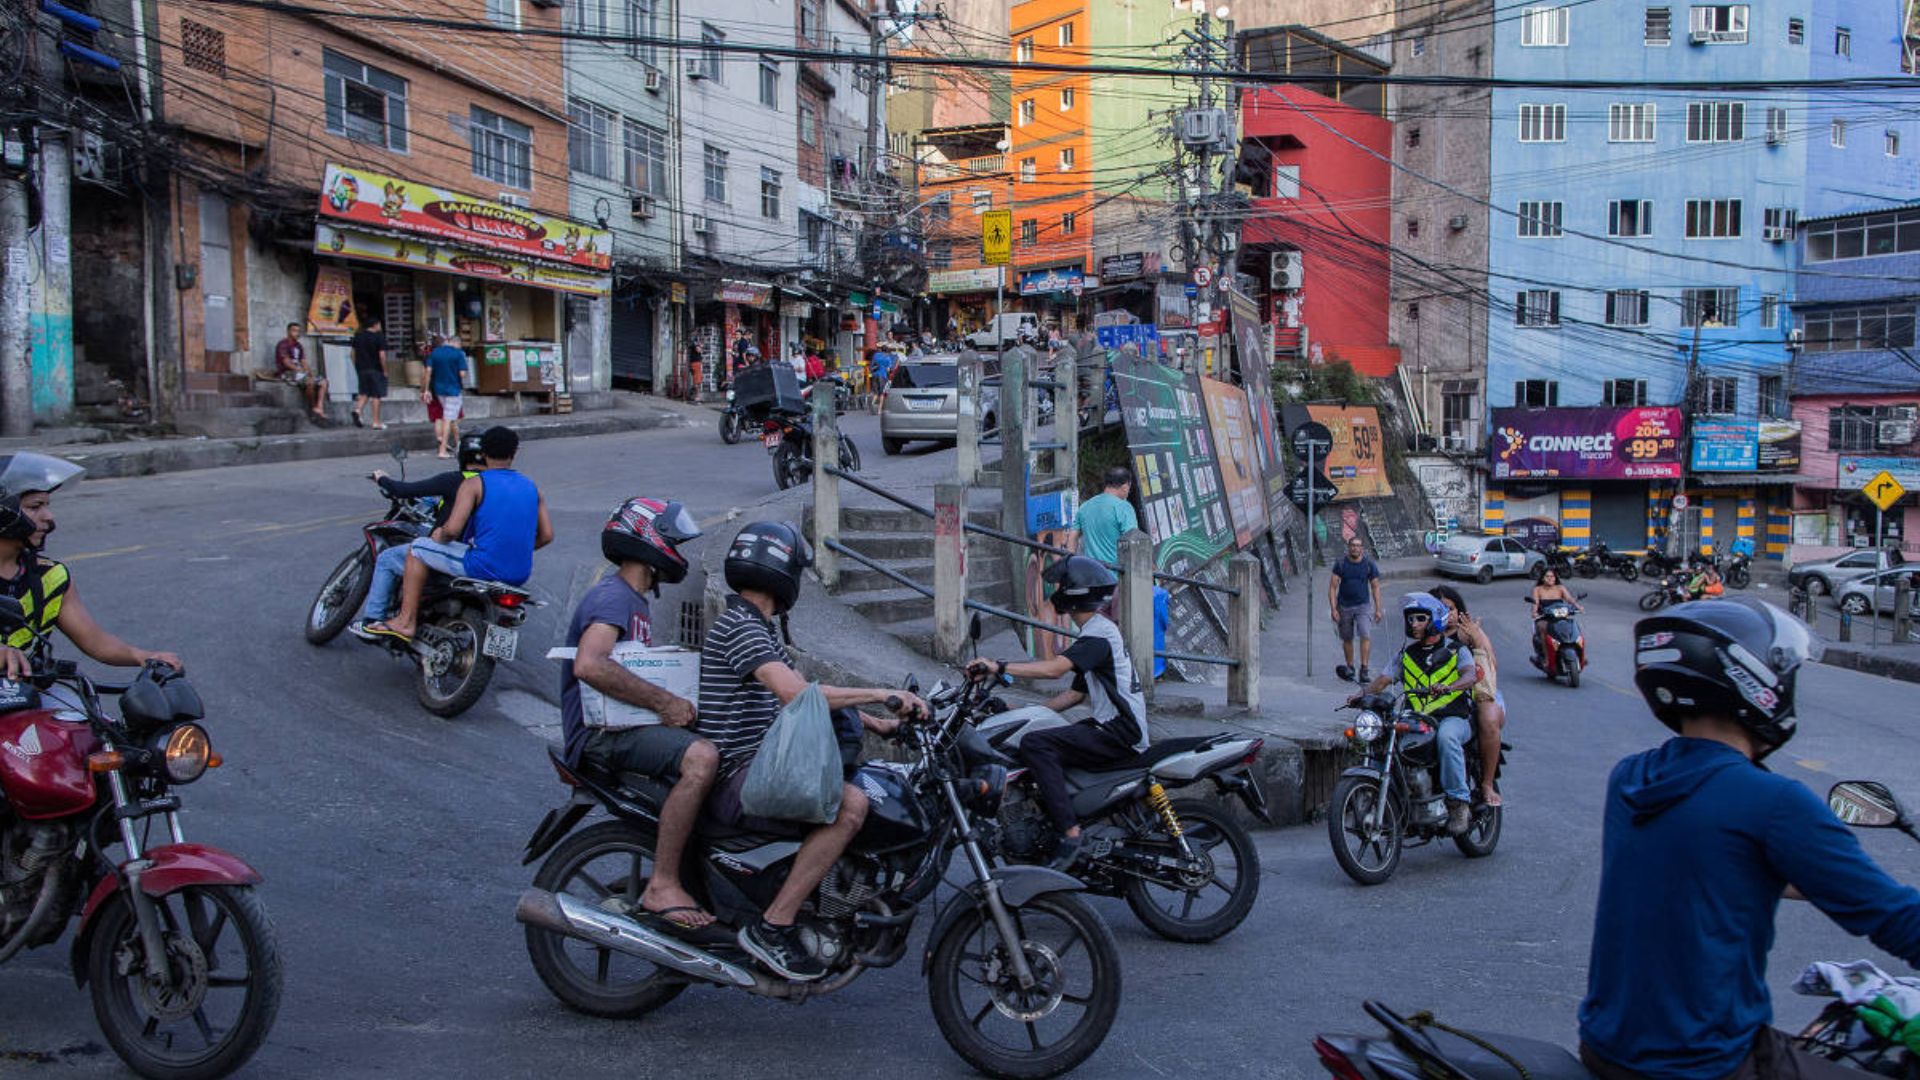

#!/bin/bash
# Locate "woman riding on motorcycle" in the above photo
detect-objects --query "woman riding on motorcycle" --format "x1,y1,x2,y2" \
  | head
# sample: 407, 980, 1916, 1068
1432, 584, 1505, 807
1530, 567, 1581, 666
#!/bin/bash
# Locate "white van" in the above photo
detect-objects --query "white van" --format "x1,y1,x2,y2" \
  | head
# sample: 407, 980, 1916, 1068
964, 312, 1041, 350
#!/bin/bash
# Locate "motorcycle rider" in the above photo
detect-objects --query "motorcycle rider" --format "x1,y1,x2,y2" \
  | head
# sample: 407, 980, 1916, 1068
353, 432, 486, 638
1529, 566, 1582, 668
1579, 599, 1920, 1080
0, 453, 182, 680
965, 556, 1149, 870
560, 498, 719, 930
1352, 592, 1482, 835
697, 521, 927, 981
1432, 584, 1505, 807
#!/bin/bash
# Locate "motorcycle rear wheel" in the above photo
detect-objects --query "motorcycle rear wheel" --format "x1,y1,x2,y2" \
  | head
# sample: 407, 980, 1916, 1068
88, 885, 282, 1080
1617, 562, 1640, 583
772, 443, 805, 490
837, 434, 861, 473
416, 612, 495, 717
305, 549, 372, 645
928, 892, 1120, 1080
1453, 796, 1503, 858
1328, 776, 1402, 886
525, 821, 688, 1019
1727, 564, 1750, 589
1576, 560, 1600, 579
1120, 799, 1260, 943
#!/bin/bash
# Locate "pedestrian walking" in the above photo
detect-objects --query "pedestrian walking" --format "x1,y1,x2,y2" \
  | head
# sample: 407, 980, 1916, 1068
423, 333, 469, 459
273, 322, 329, 423
350, 318, 389, 429
686, 339, 704, 402
1328, 536, 1383, 682
1073, 467, 1137, 567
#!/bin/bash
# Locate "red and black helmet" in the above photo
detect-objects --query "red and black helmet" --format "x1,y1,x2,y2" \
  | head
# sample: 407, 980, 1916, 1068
602, 498, 701, 586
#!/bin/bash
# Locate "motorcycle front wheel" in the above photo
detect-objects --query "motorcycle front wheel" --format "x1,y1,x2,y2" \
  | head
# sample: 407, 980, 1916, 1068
87, 885, 282, 1080
837, 434, 861, 473
525, 821, 688, 1019
305, 548, 372, 645
1563, 650, 1581, 688
1120, 799, 1260, 943
416, 612, 495, 717
928, 892, 1120, 1080
1576, 560, 1600, 579
1617, 562, 1640, 583
1638, 589, 1669, 612
719, 411, 742, 444
1328, 775, 1403, 885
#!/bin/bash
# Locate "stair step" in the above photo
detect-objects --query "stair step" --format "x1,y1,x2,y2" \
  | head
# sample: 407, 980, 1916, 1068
836, 504, 1000, 533
834, 556, 1013, 594
839, 579, 1016, 626
828, 529, 1009, 562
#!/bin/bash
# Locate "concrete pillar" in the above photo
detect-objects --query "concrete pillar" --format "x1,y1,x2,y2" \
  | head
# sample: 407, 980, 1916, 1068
956, 351, 980, 485
1227, 553, 1259, 710
1118, 528, 1155, 704
0, 174, 29, 435
811, 386, 840, 589
999, 345, 1029, 619
1896, 578, 1913, 643
933, 482, 969, 662
33, 129, 71, 420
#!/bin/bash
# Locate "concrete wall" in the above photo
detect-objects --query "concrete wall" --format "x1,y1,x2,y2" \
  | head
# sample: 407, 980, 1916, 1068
679, 0, 801, 267
1234, 0, 1396, 54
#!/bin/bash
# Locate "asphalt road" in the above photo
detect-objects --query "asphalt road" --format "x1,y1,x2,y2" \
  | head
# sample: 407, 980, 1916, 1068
6, 419, 1920, 1079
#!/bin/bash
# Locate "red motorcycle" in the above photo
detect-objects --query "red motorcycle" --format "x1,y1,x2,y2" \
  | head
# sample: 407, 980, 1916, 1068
1527, 596, 1587, 688
0, 597, 280, 1078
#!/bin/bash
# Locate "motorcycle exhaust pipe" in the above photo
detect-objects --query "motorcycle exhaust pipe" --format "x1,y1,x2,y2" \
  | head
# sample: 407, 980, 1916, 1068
515, 888, 758, 990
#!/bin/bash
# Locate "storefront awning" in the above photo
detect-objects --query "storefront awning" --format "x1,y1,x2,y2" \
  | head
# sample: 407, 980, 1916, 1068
1691, 472, 1811, 487
314, 223, 611, 296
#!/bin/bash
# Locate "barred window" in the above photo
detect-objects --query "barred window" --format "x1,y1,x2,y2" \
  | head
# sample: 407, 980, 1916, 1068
181, 19, 226, 76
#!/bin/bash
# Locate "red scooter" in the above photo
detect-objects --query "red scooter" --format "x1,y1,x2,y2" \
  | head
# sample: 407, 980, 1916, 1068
0, 598, 280, 1078
1527, 596, 1587, 688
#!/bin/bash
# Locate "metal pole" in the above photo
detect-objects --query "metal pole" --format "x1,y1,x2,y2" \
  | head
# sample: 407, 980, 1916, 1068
1119, 529, 1156, 704
1304, 442, 1315, 677
811, 383, 840, 589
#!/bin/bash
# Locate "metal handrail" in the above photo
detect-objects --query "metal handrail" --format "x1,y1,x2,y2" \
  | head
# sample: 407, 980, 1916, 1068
1157, 648, 1239, 668
965, 599, 1078, 641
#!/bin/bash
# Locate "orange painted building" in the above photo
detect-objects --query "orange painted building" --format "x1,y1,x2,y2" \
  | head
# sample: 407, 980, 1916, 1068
1008, 0, 1094, 316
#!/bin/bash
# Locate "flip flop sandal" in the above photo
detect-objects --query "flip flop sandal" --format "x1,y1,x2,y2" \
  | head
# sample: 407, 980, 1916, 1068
639, 906, 720, 938
363, 621, 413, 643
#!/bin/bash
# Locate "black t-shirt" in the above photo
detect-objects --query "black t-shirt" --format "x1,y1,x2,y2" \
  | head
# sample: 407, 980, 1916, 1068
351, 329, 386, 371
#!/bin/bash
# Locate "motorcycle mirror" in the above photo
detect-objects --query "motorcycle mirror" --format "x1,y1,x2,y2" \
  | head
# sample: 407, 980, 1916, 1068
1829, 781, 1907, 829
905, 674, 920, 695
1577, 592, 1589, 600
969, 613, 983, 642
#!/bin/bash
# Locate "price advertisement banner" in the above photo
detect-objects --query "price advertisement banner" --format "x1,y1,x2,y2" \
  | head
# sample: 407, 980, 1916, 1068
305, 264, 359, 334
1283, 404, 1394, 499
1114, 351, 1233, 578
1759, 419, 1802, 472
1691, 420, 1760, 472
1489, 406, 1683, 480
319, 164, 611, 272
1199, 377, 1269, 548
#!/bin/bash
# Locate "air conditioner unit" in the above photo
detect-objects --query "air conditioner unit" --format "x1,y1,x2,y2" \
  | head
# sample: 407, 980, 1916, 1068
1689, 28, 1713, 42
1448, 214, 1469, 231
630, 193, 655, 219
691, 214, 715, 235
497, 192, 529, 208
1765, 129, 1784, 146
687, 68, 707, 81
1762, 225, 1791, 242
1879, 419, 1917, 445
1787, 327, 1805, 348
1269, 250, 1304, 291
644, 68, 663, 93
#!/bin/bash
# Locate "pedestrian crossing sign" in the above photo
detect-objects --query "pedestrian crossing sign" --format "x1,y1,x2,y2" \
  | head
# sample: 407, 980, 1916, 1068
981, 210, 1012, 266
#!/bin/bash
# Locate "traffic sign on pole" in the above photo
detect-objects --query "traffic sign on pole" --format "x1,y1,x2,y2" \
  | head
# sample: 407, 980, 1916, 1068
1285, 468, 1339, 512
1192, 266, 1213, 288
1865, 470, 1907, 513
1290, 421, 1334, 461
981, 210, 1012, 266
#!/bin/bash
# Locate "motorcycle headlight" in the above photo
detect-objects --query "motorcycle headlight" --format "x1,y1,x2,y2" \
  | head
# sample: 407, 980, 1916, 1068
157, 724, 214, 784
1351, 710, 1385, 743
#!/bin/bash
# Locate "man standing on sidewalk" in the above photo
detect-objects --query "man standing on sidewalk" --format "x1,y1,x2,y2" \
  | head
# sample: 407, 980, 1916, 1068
1073, 466, 1137, 566
1329, 535, 1383, 682
350, 318, 389, 429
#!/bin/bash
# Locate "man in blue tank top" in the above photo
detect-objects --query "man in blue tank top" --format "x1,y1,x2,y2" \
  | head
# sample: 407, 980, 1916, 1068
363, 426, 553, 642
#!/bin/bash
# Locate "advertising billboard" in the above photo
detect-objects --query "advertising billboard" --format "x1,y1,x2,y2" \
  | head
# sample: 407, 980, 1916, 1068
1489, 407, 1683, 480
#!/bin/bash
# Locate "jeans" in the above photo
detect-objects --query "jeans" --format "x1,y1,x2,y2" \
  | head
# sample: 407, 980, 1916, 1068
1436, 715, 1472, 802
358, 544, 411, 622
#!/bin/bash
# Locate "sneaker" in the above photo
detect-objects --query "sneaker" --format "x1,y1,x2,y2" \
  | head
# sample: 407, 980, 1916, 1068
1049, 831, 1085, 872
739, 920, 826, 982
1358, 665, 1371, 683
351, 412, 364, 428
1446, 799, 1472, 836
1335, 664, 1355, 683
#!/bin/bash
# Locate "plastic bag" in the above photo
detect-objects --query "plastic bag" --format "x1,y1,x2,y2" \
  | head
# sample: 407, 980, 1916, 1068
739, 683, 844, 824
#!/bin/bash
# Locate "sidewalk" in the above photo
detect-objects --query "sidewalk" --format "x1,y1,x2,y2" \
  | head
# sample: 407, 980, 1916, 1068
37, 394, 695, 479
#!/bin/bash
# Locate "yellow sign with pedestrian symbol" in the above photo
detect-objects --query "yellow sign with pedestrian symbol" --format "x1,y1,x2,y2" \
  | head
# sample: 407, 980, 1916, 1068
1865, 470, 1907, 512
981, 210, 1012, 266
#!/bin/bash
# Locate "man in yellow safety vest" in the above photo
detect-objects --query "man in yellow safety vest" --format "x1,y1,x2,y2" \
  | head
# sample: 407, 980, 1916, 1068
1352, 591, 1482, 835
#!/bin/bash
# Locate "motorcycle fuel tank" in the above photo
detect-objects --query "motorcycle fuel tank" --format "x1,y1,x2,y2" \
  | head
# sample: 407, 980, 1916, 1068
850, 763, 932, 852
0, 709, 98, 819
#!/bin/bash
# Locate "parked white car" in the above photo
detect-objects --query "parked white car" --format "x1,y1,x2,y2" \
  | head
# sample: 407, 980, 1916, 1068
1434, 534, 1548, 584
1833, 566, 1920, 617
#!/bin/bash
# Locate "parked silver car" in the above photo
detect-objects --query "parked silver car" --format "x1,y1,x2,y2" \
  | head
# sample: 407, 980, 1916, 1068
879, 358, 962, 454
1434, 534, 1548, 584
1787, 548, 1906, 596
1832, 566, 1920, 617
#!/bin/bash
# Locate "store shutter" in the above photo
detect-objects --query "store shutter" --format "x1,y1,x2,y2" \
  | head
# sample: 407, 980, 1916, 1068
610, 295, 654, 387
1590, 488, 1648, 550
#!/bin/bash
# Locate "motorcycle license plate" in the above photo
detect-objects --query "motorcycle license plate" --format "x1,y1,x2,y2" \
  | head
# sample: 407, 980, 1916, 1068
483, 624, 519, 661
763, 432, 782, 449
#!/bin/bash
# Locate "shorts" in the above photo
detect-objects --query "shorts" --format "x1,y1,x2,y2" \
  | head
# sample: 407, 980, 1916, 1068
355, 365, 389, 398
705, 759, 811, 837
280, 370, 310, 386
407, 537, 469, 578
1337, 603, 1374, 642
581, 725, 700, 783
427, 394, 462, 421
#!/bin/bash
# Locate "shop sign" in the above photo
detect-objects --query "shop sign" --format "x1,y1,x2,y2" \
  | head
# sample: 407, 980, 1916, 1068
1758, 419, 1802, 471
716, 280, 773, 307
779, 300, 812, 318
670, 282, 688, 305
318, 163, 611, 272
1488, 406, 1683, 480
306, 264, 359, 334
1156, 282, 1190, 327
927, 266, 1003, 294
1095, 323, 1159, 348
1018, 267, 1084, 295
1838, 457, 1920, 491
314, 224, 610, 296
1690, 420, 1760, 472
847, 291, 869, 306
1099, 252, 1147, 282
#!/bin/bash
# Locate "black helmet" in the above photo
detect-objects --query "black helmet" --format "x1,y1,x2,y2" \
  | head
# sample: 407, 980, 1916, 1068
603, 498, 701, 587
1633, 599, 1818, 757
0, 453, 83, 544
456, 431, 486, 471
724, 521, 813, 613
1044, 555, 1116, 613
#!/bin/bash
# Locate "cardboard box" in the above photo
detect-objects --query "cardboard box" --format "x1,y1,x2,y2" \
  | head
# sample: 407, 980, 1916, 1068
546, 644, 700, 729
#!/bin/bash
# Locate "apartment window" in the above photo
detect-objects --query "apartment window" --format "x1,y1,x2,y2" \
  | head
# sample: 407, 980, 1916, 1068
929, 194, 950, 222
803, 213, 827, 256
1763, 206, 1797, 239
1605, 290, 1651, 326
1609, 103, 1656, 142
181, 18, 226, 75
798, 103, 817, 146
1701, 376, 1738, 415
1060, 88, 1075, 110
568, 0, 609, 34
1017, 36, 1034, 62
1061, 212, 1076, 235
1514, 379, 1560, 405
925, 239, 951, 269
1408, 302, 1422, 321
1019, 98, 1036, 127
1441, 380, 1479, 448
1830, 404, 1920, 450
1804, 209, 1920, 261
485, 0, 518, 30
1645, 6, 1672, 42
1407, 218, 1422, 238
760, 167, 781, 220
970, 190, 994, 213
799, 0, 824, 42
759, 57, 779, 107
1835, 26, 1851, 56
1831, 119, 1847, 147
1406, 126, 1422, 148
469, 107, 531, 189
1058, 147, 1074, 172
1787, 16, 1804, 43
1681, 286, 1740, 326
627, 0, 656, 65
1604, 378, 1649, 406
323, 49, 408, 152
1889, 130, 1902, 157
1020, 218, 1038, 246
618, 119, 666, 197
703, 144, 728, 202
1518, 103, 1566, 142
1685, 198, 1742, 238
1058, 21, 1074, 46
567, 98, 617, 180
1412, 36, 1427, 56
1273, 164, 1300, 199
1688, 4, 1749, 42
1758, 375, 1787, 418
1609, 199, 1653, 237
1521, 6, 1569, 45
696, 24, 725, 81
1765, 107, 1789, 142
1020, 157, 1036, 183
1515, 289, 1561, 326
1686, 101, 1745, 141
1760, 293, 1780, 328
1517, 200, 1564, 238
1802, 304, 1919, 352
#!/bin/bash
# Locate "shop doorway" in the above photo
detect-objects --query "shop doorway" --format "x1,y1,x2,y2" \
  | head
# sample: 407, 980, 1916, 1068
611, 296, 654, 389
1590, 486, 1647, 550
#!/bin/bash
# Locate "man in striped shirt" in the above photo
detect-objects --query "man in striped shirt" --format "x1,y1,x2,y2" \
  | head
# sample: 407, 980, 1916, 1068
698, 522, 927, 982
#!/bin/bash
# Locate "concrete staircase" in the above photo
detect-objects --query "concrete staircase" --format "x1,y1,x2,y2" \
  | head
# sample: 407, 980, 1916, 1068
805, 503, 1016, 653
175, 372, 304, 438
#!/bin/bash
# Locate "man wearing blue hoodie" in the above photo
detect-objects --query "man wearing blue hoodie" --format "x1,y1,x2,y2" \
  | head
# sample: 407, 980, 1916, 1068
1579, 600, 1920, 1080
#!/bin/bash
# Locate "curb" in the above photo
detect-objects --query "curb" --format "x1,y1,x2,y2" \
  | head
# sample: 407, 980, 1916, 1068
58, 406, 688, 479
1819, 647, 1920, 684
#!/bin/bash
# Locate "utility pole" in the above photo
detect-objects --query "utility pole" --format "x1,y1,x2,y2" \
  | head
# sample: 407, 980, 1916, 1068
1, 166, 30, 437
1172, 12, 1243, 377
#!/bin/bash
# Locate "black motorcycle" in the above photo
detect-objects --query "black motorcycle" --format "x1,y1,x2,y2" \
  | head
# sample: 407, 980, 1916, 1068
718, 388, 747, 444
1638, 573, 1701, 612
1724, 551, 1753, 589
1327, 691, 1504, 885
1531, 547, 1576, 583
1577, 540, 1639, 583
516, 694, 1121, 1080
764, 410, 861, 490
304, 448, 541, 716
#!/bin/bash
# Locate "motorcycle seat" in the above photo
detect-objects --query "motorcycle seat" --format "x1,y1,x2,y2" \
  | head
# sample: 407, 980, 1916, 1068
587, 762, 807, 843
450, 577, 533, 600
1416, 1024, 1594, 1080
1062, 737, 1216, 789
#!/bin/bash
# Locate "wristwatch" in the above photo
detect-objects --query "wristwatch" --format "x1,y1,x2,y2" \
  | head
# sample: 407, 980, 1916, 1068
996, 660, 1008, 677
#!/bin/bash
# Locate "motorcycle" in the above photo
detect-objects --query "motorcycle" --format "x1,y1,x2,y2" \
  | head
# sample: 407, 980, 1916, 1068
764, 410, 861, 491
515, 691, 1122, 1080
303, 447, 543, 717
718, 389, 747, 445
1724, 551, 1752, 590
1575, 541, 1639, 583
1531, 547, 1577, 584
1527, 596, 1586, 688
802, 371, 852, 415
1637, 574, 1697, 612
1326, 690, 1505, 885
944, 651, 1267, 943
0, 601, 280, 1079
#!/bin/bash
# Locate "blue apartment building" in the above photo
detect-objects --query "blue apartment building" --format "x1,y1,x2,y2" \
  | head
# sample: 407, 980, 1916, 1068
1478, 0, 1918, 554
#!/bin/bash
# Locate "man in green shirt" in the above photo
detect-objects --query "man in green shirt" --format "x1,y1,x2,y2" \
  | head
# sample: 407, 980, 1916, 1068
1073, 466, 1138, 566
